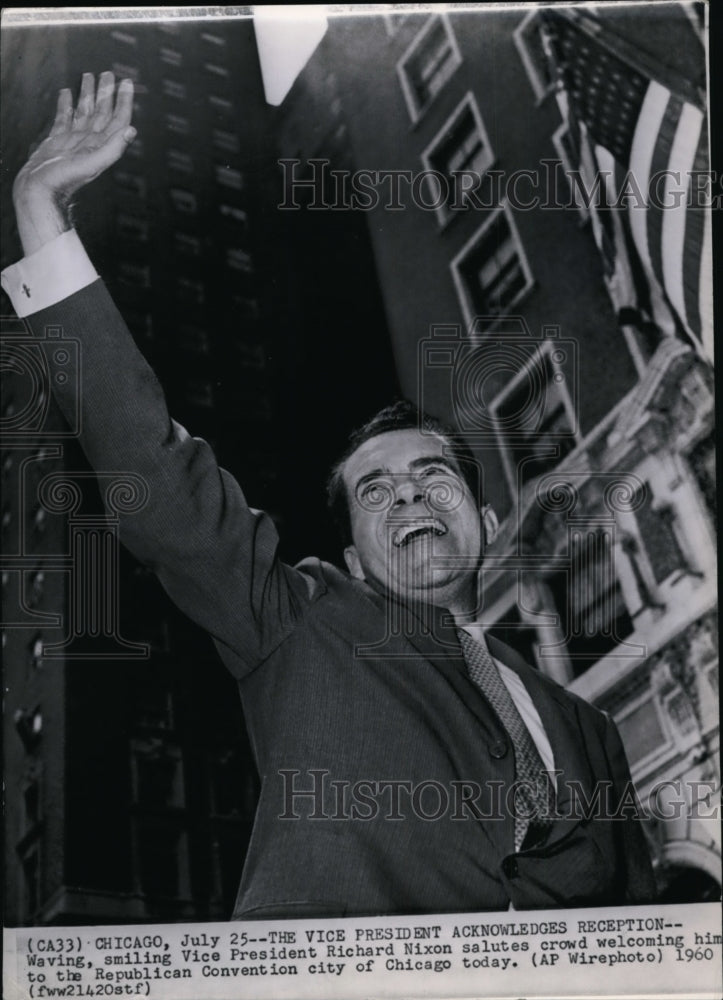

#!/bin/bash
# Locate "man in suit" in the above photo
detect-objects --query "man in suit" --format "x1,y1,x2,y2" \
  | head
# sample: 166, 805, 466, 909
3, 73, 656, 919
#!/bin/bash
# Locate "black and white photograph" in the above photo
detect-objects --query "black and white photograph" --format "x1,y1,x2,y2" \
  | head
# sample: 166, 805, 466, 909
1, 4, 720, 999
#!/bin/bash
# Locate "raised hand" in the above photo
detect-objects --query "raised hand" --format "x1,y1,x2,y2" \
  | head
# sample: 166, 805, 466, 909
13, 72, 136, 255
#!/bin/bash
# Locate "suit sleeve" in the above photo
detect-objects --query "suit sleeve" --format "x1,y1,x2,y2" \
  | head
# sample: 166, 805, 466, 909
603, 714, 658, 903
24, 279, 316, 675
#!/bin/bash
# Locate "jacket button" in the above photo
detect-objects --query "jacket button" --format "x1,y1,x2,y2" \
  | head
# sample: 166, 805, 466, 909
489, 740, 508, 759
504, 858, 518, 879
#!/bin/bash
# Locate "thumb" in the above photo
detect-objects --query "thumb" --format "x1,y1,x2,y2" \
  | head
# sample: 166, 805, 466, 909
82, 125, 137, 179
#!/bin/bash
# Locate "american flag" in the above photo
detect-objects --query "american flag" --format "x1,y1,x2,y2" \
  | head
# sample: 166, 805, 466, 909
542, 9, 712, 362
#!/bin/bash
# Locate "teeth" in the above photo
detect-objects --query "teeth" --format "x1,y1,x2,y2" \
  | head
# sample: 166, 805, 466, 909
392, 520, 447, 547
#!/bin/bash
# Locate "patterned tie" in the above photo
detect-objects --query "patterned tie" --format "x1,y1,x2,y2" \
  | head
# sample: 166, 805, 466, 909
457, 629, 556, 851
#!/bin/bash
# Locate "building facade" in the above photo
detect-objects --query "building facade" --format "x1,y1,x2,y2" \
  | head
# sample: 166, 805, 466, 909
275, 3, 719, 901
2, 14, 274, 926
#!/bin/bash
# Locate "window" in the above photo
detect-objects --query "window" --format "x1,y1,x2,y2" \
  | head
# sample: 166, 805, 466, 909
179, 325, 210, 354
114, 170, 147, 197
398, 16, 462, 121
176, 277, 205, 304
32, 505, 47, 536
226, 248, 252, 273
26, 569, 45, 609
205, 63, 229, 78
422, 93, 494, 223
167, 149, 193, 174
214, 165, 243, 191
124, 135, 144, 159
164, 113, 190, 135
15, 705, 43, 751
185, 377, 214, 408
231, 295, 258, 320
118, 262, 151, 288
170, 188, 197, 214
632, 485, 688, 584
162, 79, 187, 100
201, 31, 226, 47
209, 95, 233, 114
513, 9, 556, 102
219, 204, 247, 227
546, 529, 634, 677
111, 29, 137, 46
111, 62, 139, 83
117, 213, 149, 242
488, 339, 578, 492
616, 696, 666, 764
451, 207, 534, 328
28, 634, 43, 671
160, 46, 182, 66
212, 129, 240, 154
236, 342, 266, 371
173, 232, 201, 257
688, 432, 716, 518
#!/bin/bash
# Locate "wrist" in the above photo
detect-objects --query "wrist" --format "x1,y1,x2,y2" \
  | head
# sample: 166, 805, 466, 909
13, 183, 72, 257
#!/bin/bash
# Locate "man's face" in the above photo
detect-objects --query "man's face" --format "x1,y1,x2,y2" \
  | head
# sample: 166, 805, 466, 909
341, 429, 487, 612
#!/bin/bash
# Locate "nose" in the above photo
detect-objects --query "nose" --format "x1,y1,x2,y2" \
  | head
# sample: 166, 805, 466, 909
393, 477, 425, 508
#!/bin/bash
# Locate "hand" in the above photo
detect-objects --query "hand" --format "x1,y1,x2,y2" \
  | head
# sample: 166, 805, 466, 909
13, 72, 136, 255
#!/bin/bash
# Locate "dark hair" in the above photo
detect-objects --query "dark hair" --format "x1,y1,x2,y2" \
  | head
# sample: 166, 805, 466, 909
326, 399, 481, 547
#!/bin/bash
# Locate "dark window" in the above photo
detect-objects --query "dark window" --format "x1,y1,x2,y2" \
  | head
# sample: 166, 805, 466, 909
453, 210, 533, 323
688, 433, 716, 518
633, 485, 687, 584
547, 529, 634, 677
401, 18, 461, 117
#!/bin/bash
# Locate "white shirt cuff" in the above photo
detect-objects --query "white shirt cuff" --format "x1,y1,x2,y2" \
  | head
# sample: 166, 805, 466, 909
1, 229, 98, 318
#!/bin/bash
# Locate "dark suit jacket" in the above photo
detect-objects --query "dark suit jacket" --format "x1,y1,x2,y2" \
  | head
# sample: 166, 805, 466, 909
28, 280, 656, 919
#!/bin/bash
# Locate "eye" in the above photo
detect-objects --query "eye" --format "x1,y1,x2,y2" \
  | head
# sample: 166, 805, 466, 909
357, 478, 395, 512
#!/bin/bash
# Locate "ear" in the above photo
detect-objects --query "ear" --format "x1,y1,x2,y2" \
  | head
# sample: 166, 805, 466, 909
482, 505, 499, 546
344, 545, 365, 580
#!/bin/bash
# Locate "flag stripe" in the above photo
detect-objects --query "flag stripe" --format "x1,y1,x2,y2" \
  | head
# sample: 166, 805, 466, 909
661, 102, 704, 341
698, 189, 714, 361
647, 93, 684, 295
595, 144, 637, 308
628, 82, 678, 337
681, 121, 708, 345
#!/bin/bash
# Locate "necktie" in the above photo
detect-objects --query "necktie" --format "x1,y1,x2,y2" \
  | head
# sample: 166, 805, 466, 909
457, 629, 555, 851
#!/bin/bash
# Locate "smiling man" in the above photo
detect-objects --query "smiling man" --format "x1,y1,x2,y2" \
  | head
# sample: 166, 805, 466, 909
2, 74, 656, 919
330, 415, 497, 617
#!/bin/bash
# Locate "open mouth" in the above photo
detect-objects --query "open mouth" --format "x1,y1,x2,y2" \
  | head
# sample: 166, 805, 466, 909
391, 519, 448, 548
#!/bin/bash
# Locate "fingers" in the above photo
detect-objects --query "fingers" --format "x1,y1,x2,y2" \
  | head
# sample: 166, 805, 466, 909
53, 73, 134, 142
72, 72, 96, 131
109, 77, 135, 132
91, 71, 115, 132
49, 88, 73, 136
